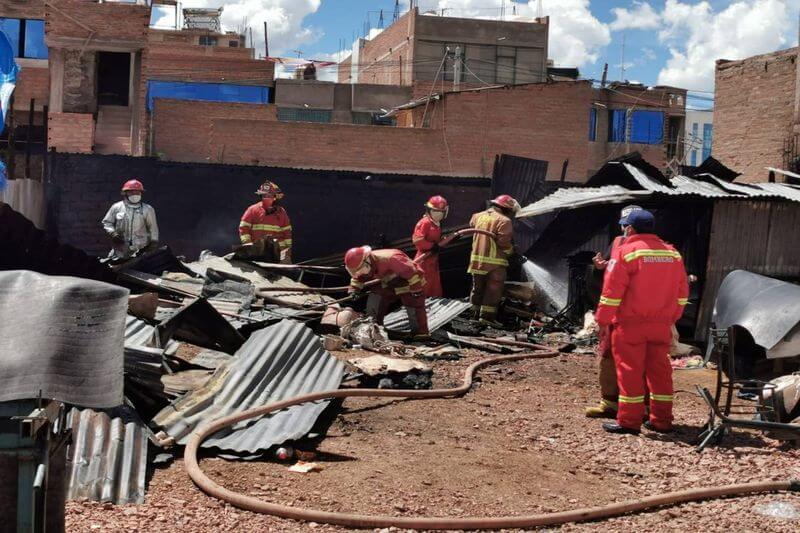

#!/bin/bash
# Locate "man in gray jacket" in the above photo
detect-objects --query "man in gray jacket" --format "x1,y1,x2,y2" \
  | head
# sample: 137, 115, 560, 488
101, 179, 159, 261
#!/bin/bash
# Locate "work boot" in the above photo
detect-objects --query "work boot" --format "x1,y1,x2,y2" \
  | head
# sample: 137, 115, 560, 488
643, 421, 673, 434
585, 399, 617, 419
602, 422, 640, 435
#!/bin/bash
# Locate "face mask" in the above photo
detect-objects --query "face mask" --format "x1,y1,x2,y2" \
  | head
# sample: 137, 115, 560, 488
128, 194, 142, 204
261, 197, 275, 209
430, 210, 446, 223
355, 261, 371, 278
622, 225, 632, 237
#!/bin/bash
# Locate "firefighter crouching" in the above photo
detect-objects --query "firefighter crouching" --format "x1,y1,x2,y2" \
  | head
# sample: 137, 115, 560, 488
345, 246, 430, 340
101, 179, 159, 261
239, 180, 293, 264
468, 194, 519, 327
595, 209, 689, 435
412, 195, 449, 298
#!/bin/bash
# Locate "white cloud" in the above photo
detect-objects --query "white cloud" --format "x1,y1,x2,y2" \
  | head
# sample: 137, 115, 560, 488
609, 1, 660, 31
642, 47, 657, 61
656, 0, 799, 90
167, 0, 322, 58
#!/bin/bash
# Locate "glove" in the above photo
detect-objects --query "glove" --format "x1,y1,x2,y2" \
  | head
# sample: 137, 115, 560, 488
110, 231, 125, 244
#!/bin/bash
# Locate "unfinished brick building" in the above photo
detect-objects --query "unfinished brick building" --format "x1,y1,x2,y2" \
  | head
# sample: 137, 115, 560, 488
714, 47, 799, 182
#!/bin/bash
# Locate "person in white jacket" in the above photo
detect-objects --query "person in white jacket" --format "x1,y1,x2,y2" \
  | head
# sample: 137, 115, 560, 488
101, 179, 159, 260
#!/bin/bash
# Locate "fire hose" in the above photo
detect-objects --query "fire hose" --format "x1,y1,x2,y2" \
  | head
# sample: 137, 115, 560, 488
255, 228, 497, 297
184, 348, 800, 530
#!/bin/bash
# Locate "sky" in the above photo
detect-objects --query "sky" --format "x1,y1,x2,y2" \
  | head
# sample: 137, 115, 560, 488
152, 0, 800, 101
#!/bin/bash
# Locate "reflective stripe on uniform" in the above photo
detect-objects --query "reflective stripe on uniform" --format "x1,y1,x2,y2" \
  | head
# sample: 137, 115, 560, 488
650, 394, 673, 402
350, 280, 365, 289
279, 239, 292, 248
240, 234, 252, 243
251, 224, 282, 232
470, 254, 509, 266
395, 285, 411, 295
280, 225, 292, 232
239, 220, 252, 228
480, 305, 497, 313
409, 274, 422, 286
618, 395, 645, 404
623, 249, 682, 262
678, 298, 688, 305
468, 268, 489, 275
599, 296, 622, 306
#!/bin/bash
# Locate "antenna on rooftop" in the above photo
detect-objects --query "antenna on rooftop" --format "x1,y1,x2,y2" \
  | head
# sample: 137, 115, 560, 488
537, 0, 543, 19
379, 9, 384, 28
393, 0, 400, 22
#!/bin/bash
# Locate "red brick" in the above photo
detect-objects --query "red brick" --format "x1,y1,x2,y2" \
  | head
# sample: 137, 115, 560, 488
48, 112, 94, 153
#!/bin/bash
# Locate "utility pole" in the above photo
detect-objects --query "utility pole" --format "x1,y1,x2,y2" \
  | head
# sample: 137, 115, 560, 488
379, 9, 384, 28
601, 62, 608, 88
500, 0, 506, 21
537, 0, 543, 19
453, 46, 462, 91
264, 20, 269, 57
620, 34, 626, 81
393, 0, 400, 22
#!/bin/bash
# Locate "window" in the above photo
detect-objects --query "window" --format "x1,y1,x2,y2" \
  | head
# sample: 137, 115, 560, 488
277, 107, 332, 123
589, 107, 597, 142
702, 123, 713, 161
199, 36, 218, 46
496, 45, 516, 84
690, 149, 697, 167
0, 18, 47, 59
228, 40, 239, 48
630, 110, 664, 144
608, 109, 626, 142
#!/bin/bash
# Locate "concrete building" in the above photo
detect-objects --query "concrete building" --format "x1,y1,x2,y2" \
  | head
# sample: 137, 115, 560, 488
273, 79, 411, 125
339, 8, 549, 94
714, 47, 799, 182
684, 109, 713, 167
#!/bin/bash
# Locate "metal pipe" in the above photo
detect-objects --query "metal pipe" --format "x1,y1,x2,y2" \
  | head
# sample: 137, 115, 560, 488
184, 350, 799, 529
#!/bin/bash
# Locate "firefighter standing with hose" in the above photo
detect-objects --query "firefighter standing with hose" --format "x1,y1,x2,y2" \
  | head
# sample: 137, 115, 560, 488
467, 194, 519, 327
345, 246, 430, 340
412, 195, 449, 298
238, 180, 293, 264
101, 179, 159, 261
595, 209, 689, 435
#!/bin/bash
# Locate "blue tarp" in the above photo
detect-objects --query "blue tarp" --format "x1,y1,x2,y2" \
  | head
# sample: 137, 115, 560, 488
608, 109, 626, 142
630, 110, 664, 144
147, 80, 270, 111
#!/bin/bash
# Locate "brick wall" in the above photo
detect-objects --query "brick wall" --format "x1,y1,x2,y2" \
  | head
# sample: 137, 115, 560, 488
0, 0, 45, 18
152, 83, 596, 180
45, 153, 489, 262
45, 0, 150, 45
14, 64, 49, 109
713, 47, 797, 182
48, 112, 94, 153
356, 9, 415, 85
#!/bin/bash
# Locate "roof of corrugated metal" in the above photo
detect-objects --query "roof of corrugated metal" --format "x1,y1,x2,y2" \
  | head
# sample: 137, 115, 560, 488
66, 407, 149, 505
152, 320, 344, 453
383, 298, 472, 333
517, 186, 652, 218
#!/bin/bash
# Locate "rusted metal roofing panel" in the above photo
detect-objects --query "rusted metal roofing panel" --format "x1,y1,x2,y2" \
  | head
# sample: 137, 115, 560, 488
383, 298, 472, 333
517, 186, 651, 218
66, 407, 148, 505
153, 320, 344, 453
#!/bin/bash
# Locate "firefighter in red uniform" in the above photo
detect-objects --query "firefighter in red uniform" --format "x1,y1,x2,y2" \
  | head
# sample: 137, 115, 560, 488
345, 246, 429, 339
585, 205, 642, 418
412, 195, 449, 298
239, 180, 293, 264
596, 210, 689, 434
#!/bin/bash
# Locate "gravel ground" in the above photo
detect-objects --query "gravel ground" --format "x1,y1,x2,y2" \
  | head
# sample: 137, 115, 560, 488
66, 349, 800, 532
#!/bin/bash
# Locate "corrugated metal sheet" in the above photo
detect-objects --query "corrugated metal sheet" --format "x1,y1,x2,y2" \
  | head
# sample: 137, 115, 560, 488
66, 407, 148, 505
383, 298, 472, 333
153, 320, 344, 453
622, 163, 677, 194
517, 186, 651, 218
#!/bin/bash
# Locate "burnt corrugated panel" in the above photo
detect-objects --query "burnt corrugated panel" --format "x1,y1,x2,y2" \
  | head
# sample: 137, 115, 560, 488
383, 298, 472, 333
66, 407, 148, 505
125, 315, 159, 348
153, 320, 344, 453
517, 186, 652, 218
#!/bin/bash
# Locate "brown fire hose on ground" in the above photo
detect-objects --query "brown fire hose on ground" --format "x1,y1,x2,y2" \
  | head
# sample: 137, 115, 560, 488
184, 348, 799, 530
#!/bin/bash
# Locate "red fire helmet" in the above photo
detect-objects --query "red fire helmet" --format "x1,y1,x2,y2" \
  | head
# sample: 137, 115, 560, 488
121, 179, 145, 193
344, 246, 372, 276
490, 194, 520, 213
425, 195, 448, 211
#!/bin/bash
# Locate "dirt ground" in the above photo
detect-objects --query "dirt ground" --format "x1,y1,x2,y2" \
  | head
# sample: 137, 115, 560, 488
66, 349, 800, 532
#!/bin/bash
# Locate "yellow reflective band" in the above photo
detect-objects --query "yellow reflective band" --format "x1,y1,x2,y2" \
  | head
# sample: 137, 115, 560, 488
650, 394, 673, 402
239, 221, 252, 228
480, 305, 497, 312
600, 296, 622, 306
409, 274, 422, 285
618, 395, 645, 404
240, 235, 252, 243
470, 254, 509, 266
395, 286, 411, 295
350, 280, 365, 288
623, 249, 682, 263
252, 224, 282, 232
678, 298, 688, 305
280, 225, 292, 231
468, 268, 489, 275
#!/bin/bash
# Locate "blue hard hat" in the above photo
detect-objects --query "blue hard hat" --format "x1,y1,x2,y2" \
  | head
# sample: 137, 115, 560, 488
625, 209, 655, 230
618, 204, 643, 225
